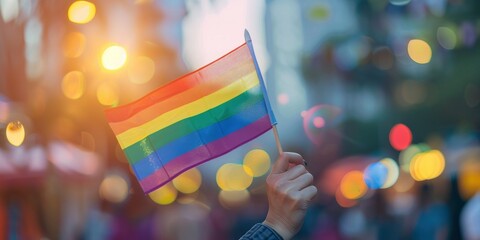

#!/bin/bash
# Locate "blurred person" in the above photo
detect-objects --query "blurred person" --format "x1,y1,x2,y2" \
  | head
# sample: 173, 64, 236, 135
461, 192, 480, 240
0, 189, 44, 239
240, 152, 318, 240
411, 184, 449, 240
459, 147, 480, 240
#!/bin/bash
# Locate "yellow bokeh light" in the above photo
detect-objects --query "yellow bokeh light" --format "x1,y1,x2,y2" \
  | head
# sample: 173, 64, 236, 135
172, 168, 202, 194
427, 150, 445, 179
62, 71, 85, 100
216, 163, 253, 191
68, 1, 96, 24
243, 149, 271, 177
6, 121, 25, 147
218, 190, 250, 209
458, 160, 480, 199
335, 188, 357, 208
380, 158, 400, 189
99, 174, 129, 203
340, 171, 368, 200
149, 183, 178, 205
410, 150, 445, 181
102, 45, 127, 70
399, 144, 429, 172
407, 39, 432, 64
127, 56, 155, 84
63, 32, 86, 58
96, 83, 119, 106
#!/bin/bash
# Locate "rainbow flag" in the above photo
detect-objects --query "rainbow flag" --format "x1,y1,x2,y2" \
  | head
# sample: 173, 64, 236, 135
105, 35, 276, 194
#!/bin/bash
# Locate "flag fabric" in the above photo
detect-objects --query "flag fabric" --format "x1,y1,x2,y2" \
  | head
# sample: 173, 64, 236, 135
105, 41, 275, 194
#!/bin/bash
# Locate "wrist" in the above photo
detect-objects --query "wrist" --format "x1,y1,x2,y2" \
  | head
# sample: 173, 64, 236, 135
263, 218, 294, 240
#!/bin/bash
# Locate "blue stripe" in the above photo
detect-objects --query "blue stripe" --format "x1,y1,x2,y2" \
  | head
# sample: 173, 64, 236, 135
132, 99, 268, 180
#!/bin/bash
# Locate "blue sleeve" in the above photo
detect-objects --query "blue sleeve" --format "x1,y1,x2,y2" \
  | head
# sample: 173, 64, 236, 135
239, 223, 284, 240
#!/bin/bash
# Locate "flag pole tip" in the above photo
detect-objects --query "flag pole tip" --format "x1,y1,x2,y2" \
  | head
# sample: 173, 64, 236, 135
244, 29, 251, 42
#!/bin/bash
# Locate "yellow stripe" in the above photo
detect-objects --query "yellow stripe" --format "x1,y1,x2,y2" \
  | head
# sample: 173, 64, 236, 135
117, 71, 260, 149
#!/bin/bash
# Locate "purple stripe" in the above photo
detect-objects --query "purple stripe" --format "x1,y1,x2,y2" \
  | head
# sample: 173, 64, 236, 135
140, 115, 272, 194
138, 167, 170, 193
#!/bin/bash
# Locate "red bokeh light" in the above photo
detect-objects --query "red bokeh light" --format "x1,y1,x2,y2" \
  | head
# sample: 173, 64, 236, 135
389, 123, 412, 151
313, 116, 325, 128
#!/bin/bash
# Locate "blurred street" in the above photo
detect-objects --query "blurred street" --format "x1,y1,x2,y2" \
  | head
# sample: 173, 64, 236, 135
0, 0, 479, 239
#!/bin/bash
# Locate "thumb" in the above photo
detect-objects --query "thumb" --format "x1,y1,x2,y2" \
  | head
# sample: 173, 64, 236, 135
271, 152, 304, 174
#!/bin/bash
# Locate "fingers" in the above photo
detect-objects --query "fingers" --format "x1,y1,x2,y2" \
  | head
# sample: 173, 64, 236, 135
289, 171, 314, 190
284, 164, 307, 181
300, 185, 318, 201
271, 152, 304, 174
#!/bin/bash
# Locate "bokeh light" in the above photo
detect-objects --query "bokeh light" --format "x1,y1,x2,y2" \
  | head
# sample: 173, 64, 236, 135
243, 149, 271, 177
409, 150, 445, 181
399, 144, 429, 172
363, 162, 388, 189
336, 188, 357, 208
277, 93, 289, 105
99, 173, 129, 203
398, 145, 421, 172
102, 45, 127, 70
127, 56, 156, 84
302, 104, 342, 145
379, 158, 400, 189
461, 22, 477, 47
96, 82, 119, 106
62, 71, 85, 100
6, 121, 25, 147
389, 123, 412, 151
458, 159, 480, 199
149, 183, 178, 205
218, 190, 250, 209
62, 32, 86, 58
68, 1, 96, 24
216, 163, 253, 191
313, 117, 325, 128
172, 168, 202, 194
407, 39, 432, 64
437, 26, 457, 50
309, 5, 330, 20
389, 0, 411, 6
340, 171, 368, 200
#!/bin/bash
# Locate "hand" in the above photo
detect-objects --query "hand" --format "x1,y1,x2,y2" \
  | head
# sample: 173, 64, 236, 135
263, 152, 317, 240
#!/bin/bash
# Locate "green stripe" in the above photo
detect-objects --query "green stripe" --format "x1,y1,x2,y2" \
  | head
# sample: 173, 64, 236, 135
123, 87, 264, 164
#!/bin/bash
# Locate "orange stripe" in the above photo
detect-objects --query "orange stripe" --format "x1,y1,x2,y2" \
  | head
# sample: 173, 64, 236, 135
105, 43, 250, 123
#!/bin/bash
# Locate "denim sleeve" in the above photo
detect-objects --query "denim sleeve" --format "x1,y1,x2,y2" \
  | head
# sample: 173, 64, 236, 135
239, 223, 284, 240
